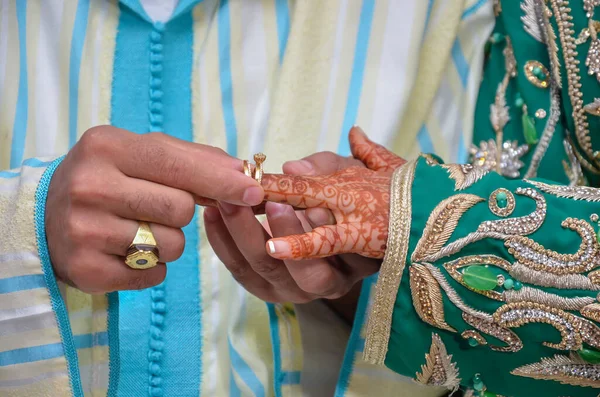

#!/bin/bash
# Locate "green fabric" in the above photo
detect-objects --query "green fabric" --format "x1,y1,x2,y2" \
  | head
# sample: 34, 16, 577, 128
385, 158, 599, 397
384, 1, 600, 395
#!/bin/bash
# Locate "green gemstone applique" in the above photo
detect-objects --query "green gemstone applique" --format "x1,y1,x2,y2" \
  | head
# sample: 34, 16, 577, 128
462, 266, 498, 291
522, 112, 538, 145
496, 191, 508, 208
578, 347, 600, 364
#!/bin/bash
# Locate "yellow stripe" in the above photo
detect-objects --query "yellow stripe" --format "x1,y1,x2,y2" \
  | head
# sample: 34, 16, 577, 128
0, 257, 43, 279
0, 373, 71, 397
22, 1, 41, 161
355, 0, 389, 131
0, 326, 62, 353
0, 356, 68, 382
96, 0, 119, 127
260, 0, 279, 98
0, 1, 20, 170
76, 346, 109, 367
77, 0, 101, 137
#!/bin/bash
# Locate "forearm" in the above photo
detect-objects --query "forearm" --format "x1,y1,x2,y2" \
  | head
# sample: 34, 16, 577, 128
365, 156, 600, 397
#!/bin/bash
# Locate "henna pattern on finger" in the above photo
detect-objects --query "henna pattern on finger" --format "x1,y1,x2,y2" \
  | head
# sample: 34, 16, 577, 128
263, 166, 391, 259
349, 127, 406, 173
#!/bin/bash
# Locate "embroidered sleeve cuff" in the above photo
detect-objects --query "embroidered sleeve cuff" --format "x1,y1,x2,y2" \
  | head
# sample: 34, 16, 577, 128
364, 156, 600, 397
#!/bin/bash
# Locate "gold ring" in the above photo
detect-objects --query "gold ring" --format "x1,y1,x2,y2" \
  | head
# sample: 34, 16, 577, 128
242, 153, 267, 184
125, 222, 160, 270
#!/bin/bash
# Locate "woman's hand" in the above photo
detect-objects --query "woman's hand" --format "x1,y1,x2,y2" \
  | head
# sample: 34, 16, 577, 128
263, 127, 406, 260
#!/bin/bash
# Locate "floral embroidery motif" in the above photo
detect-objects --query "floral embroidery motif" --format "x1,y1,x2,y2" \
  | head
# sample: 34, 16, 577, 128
415, 333, 461, 390
511, 353, 600, 388
411, 194, 484, 262
440, 164, 489, 191
527, 179, 600, 201
469, 140, 529, 179
521, 0, 543, 42
410, 264, 455, 332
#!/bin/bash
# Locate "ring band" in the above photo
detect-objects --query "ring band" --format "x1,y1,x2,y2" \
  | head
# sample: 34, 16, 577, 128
125, 222, 160, 270
243, 153, 266, 184
243, 160, 253, 177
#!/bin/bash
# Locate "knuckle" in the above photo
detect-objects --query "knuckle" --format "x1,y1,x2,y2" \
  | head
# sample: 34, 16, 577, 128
65, 216, 90, 244
79, 126, 113, 156
251, 259, 280, 276
297, 270, 338, 297
226, 259, 251, 280
126, 275, 156, 291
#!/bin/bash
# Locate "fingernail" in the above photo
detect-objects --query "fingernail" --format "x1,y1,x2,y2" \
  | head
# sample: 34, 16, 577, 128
242, 186, 263, 206
265, 202, 289, 218
267, 240, 289, 255
204, 207, 220, 222
284, 160, 314, 175
219, 202, 238, 215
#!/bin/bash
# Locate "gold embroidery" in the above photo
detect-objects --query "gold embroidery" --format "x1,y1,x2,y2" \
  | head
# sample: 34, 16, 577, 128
560, 138, 586, 186
411, 194, 484, 262
511, 353, 600, 388
478, 187, 547, 236
584, 0, 600, 18
505, 218, 599, 275
469, 140, 529, 179
589, 269, 600, 285
494, 302, 600, 350
461, 330, 487, 346
550, 0, 600, 172
489, 188, 515, 217
462, 312, 523, 353
584, 98, 600, 116
364, 161, 416, 365
415, 333, 461, 390
444, 255, 511, 301
524, 60, 550, 88
420, 153, 440, 165
510, 263, 600, 290
521, 0, 543, 42
409, 264, 456, 332
440, 164, 489, 191
527, 179, 600, 201
504, 286, 596, 310
581, 303, 600, 322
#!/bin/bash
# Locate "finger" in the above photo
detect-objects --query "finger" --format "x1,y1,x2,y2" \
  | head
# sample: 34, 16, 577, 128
349, 126, 406, 172
261, 173, 331, 209
217, 203, 304, 293
203, 207, 271, 292
102, 217, 185, 263
267, 203, 349, 298
305, 208, 336, 227
70, 252, 167, 293
96, 178, 195, 228
267, 224, 385, 260
116, 133, 263, 206
283, 152, 364, 176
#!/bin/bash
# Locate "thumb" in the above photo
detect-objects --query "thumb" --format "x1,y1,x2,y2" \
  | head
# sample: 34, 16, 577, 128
349, 126, 406, 173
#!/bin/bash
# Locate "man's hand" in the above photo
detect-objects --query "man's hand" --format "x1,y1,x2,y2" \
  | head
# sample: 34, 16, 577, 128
46, 125, 263, 293
204, 151, 381, 304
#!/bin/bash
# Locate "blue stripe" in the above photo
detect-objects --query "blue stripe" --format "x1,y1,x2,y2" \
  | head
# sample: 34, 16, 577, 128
0, 332, 108, 367
462, 0, 488, 19
356, 338, 365, 353
0, 274, 46, 294
275, 0, 290, 62
337, 0, 376, 156
457, 133, 469, 163
107, 292, 120, 397
228, 339, 266, 397
0, 170, 20, 179
68, 0, 91, 147
22, 158, 55, 168
34, 156, 84, 395
424, 0, 435, 31
334, 276, 376, 397
267, 303, 283, 397
218, 0, 238, 156
281, 371, 301, 385
230, 368, 242, 397
417, 124, 435, 153
451, 39, 469, 87
10, 0, 28, 169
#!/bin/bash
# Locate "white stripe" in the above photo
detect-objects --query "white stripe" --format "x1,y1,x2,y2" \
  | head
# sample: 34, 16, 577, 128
204, 252, 221, 395
0, 173, 43, 193
0, 0, 10, 113
369, 1, 421, 146
240, 0, 270, 156
0, 251, 38, 264
0, 304, 53, 322
79, 362, 109, 393
35, 0, 65, 157
90, 0, 108, 127
0, 310, 56, 336
316, 0, 348, 152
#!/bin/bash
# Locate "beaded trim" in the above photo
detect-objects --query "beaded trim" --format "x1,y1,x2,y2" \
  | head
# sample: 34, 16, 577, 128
527, 179, 600, 201
488, 188, 515, 217
410, 264, 456, 332
581, 303, 600, 322
511, 353, 600, 388
461, 330, 487, 346
462, 312, 523, 353
364, 161, 417, 365
443, 255, 511, 301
